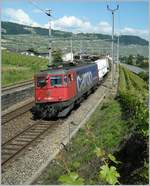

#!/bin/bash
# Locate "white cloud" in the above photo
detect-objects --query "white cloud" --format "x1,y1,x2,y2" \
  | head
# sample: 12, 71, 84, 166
120, 27, 148, 39
2, 9, 148, 39
96, 21, 112, 34
3, 8, 40, 27
50, 16, 148, 39
50, 16, 93, 33
48, 16, 112, 34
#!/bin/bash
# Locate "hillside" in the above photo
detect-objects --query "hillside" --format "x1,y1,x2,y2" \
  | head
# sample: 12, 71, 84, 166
2, 21, 148, 46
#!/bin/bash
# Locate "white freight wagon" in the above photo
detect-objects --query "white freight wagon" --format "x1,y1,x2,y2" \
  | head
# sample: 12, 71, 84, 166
94, 58, 109, 80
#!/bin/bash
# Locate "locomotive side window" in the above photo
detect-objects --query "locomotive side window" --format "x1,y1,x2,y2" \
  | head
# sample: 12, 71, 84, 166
68, 74, 74, 82
64, 75, 68, 85
37, 77, 47, 87
68, 74, 71, 82
50, 76, 62, 86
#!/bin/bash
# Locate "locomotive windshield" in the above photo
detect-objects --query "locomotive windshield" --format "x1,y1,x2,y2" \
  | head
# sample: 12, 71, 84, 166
37, 77, 47, 87
50, 76, 62, 86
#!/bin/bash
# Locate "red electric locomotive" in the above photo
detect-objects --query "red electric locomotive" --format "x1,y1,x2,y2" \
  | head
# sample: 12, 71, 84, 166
31, 63, 99, 119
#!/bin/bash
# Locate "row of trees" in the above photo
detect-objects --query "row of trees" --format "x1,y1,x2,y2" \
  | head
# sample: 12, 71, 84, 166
50, 51, 149, 68
120, 54, 148, 68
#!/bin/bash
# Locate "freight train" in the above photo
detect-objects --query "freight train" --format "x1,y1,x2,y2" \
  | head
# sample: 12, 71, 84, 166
31, 58, 110, 119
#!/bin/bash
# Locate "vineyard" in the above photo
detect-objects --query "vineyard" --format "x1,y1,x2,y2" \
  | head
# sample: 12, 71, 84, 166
117, 66, 148, 184
2, 50, 48, 86
119, 66, 148, 136
34, 66, 148, 185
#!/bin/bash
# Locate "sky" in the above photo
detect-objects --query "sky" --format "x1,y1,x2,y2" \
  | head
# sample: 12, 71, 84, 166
1, 0, 149, 39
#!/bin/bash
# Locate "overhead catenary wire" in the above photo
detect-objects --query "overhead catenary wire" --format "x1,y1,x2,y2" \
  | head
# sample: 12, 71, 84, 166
28, 0, 52, 66
28, 0, 47, 14
28, 0, 54, 18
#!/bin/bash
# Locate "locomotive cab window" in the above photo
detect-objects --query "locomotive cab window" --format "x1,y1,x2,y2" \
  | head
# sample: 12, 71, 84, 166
50, 76, 62, 86
37, 77, 47, 87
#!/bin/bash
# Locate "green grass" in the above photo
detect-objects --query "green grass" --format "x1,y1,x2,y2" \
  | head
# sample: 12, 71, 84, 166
2, 50, 48, 86
34, 99, 129, 185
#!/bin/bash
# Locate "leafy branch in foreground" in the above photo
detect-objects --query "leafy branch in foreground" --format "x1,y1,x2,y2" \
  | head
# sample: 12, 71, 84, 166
58, 172, 84, 185
99, 164, 120, 185
94, 146, 120, 185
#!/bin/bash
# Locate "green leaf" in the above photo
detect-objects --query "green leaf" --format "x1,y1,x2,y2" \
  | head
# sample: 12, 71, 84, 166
100, 164, 110, 179
72, 161, 81, 169
58, 172, 84, 185
94, 147, 105, 158
99, 164, 120, 185
108, 154, 120, 164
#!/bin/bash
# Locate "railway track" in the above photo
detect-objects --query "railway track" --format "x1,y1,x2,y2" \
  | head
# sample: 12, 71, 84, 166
2, 100, 34, 125
2, 79, 33, 95
2, 119, 60, 166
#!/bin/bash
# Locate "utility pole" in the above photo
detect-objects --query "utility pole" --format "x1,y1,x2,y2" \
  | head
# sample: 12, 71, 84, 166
117, 35, 120, 64
107, 4, 119, 86
45, 9, 52, 67
30, 24, 34, 50
80, 39, 83, 60
70, 37, 73, 62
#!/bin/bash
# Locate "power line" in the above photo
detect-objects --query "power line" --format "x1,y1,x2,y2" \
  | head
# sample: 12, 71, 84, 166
28, 0, 46, 14
28, 0, 52, 66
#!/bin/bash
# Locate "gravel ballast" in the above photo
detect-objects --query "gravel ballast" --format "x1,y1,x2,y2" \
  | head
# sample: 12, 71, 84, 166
2, 72, 118, 185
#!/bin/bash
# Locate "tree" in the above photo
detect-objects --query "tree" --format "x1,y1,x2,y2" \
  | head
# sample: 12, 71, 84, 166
127, 55, 134, 65
52, 49, 63, 65
136, 54, 144, 66
120, 56, 127, 63
138, 71, 149, 83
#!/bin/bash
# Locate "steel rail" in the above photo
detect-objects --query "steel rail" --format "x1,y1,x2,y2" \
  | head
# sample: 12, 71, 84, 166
2, 100, 34, 125
2, 120, 60, 165
2, 80, 34, 93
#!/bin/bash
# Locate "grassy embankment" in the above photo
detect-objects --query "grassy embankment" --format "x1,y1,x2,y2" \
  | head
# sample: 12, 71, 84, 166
34, 99, 129, 185
34, 66, 148, 185
2, 50, 48, 86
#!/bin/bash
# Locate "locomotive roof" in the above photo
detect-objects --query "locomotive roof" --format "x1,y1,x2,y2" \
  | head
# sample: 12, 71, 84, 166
38, 69, 67, 76
37, 62, 95, 76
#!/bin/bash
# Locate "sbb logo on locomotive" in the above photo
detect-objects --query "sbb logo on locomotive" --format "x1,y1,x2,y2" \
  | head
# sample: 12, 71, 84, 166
77, 71, 93, 92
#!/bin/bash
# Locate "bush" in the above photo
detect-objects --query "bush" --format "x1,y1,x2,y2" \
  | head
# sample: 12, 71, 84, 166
52, 49, 63, 64
138, 72, 149, 83
118, 66, 148, 137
